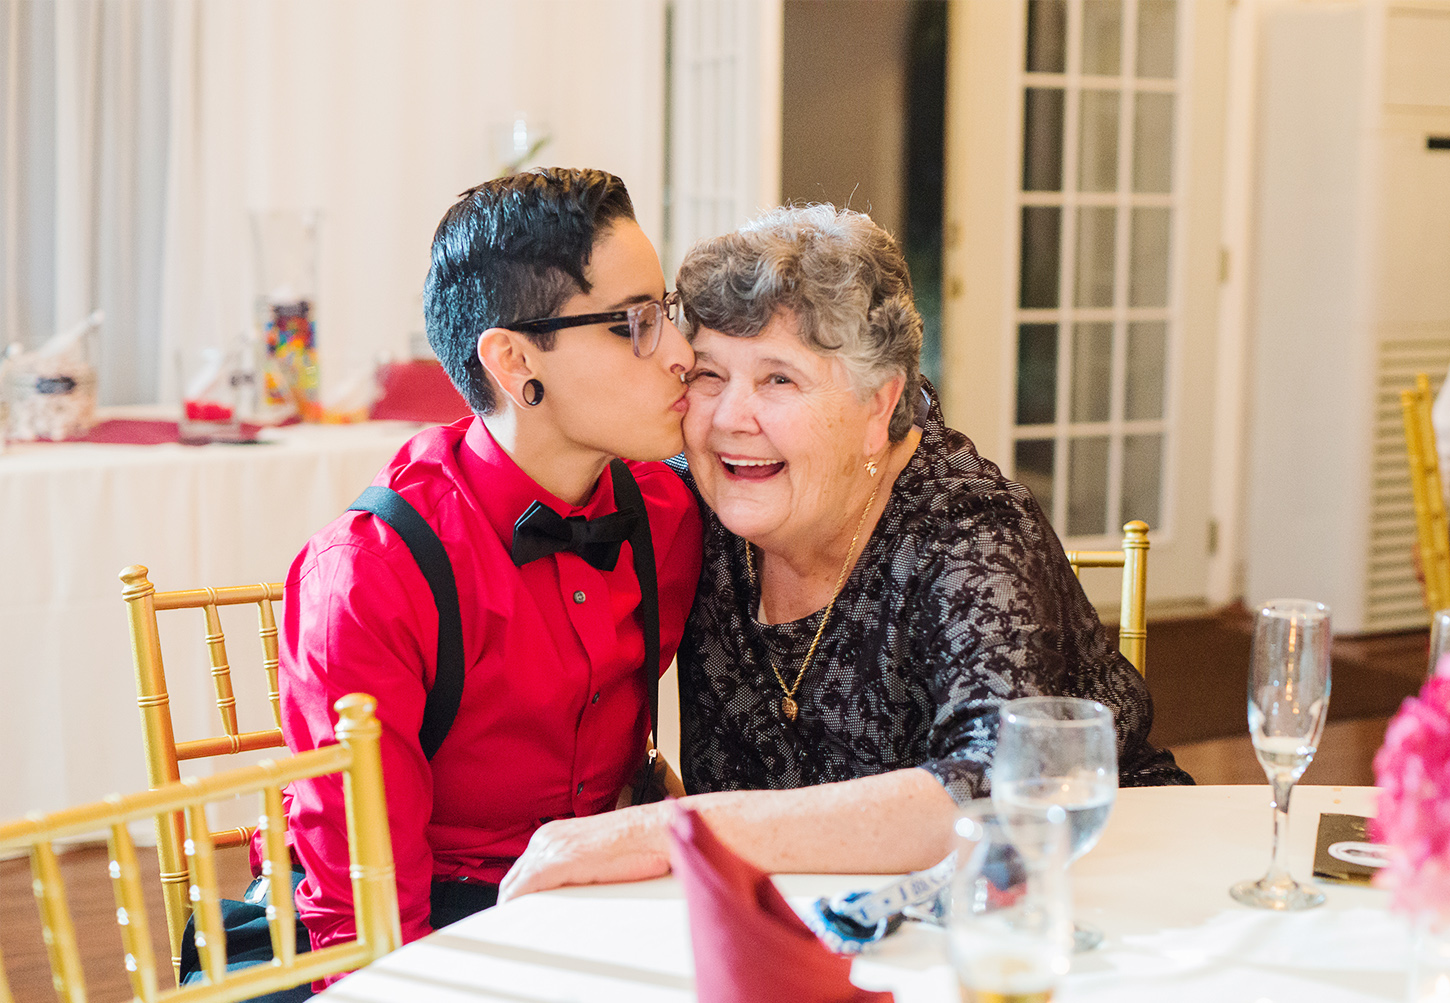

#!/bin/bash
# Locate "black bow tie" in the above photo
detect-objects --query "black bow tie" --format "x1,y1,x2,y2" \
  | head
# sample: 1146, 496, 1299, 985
510, 501, 639, 571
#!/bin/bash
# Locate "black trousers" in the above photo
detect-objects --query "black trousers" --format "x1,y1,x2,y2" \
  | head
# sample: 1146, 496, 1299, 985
428, 878, 500, 929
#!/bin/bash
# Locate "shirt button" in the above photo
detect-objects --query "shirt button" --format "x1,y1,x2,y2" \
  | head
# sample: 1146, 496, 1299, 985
573, 590, 586, 604
576, 782, 585, 794
591, 691, 600, 705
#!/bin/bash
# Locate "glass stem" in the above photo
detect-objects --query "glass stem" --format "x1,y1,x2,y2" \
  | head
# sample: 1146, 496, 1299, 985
1264, 774, 1296, 885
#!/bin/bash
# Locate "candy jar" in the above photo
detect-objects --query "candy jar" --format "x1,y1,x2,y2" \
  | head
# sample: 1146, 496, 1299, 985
251, 210, 321, 422
3, 311, 102, 441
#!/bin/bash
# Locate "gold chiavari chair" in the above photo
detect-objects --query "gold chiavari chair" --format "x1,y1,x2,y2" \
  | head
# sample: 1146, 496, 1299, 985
1401, 372, 1450, 614
0, 693, 400, 1003
1065, 520, 1150, 676
118, 565, 288, 981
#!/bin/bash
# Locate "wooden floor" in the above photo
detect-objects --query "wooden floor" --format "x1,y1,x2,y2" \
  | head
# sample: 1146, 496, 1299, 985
1, 615, 1425, 1000
0, 840, 253, 1001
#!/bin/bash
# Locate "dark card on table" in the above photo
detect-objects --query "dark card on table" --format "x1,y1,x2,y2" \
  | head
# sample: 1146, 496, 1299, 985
1311, 812, 1389, 886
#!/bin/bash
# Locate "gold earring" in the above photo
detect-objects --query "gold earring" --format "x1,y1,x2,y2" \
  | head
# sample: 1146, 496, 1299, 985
865, 458, 879, 478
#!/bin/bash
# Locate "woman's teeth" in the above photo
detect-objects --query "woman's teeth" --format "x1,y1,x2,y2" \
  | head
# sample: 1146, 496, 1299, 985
723, 458, 786, 479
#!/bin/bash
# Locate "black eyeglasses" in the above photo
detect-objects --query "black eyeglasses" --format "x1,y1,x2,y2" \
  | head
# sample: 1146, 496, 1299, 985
509, 291, 680, 358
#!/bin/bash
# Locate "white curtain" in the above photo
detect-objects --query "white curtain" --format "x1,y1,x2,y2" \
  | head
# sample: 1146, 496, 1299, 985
3, 0, 667, 406
2, 0, 170, 404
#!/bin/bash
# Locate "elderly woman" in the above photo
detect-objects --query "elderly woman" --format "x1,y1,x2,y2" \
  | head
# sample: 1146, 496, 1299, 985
498, 205, 1189, 901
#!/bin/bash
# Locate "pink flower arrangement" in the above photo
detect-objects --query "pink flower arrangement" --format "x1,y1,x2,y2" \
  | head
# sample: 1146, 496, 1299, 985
1373, 673, 1450, 921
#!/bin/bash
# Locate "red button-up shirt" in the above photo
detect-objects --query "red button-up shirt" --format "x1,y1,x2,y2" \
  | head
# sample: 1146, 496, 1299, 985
276, 418, 702, 952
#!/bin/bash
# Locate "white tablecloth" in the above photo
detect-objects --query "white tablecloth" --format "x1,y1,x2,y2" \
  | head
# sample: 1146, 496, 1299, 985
318, 785, 1405, 1003
0, 410, 422, 822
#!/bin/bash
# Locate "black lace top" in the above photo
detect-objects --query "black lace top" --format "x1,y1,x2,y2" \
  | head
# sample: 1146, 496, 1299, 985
676, 382, 1192, 802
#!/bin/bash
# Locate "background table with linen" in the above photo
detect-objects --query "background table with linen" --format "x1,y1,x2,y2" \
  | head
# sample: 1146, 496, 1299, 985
0, 411, 424, 822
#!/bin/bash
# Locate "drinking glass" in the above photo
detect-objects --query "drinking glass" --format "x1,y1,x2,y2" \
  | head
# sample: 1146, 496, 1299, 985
992, 696, 1117, 951
1229, 598, 1332, 910
947, 800, 1072, 1003
1429, 609, 1450, 680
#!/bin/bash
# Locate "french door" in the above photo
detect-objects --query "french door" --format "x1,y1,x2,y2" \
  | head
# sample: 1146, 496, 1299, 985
942, 0, 1229, 608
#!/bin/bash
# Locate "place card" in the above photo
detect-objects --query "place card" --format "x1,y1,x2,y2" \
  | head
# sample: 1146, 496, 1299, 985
1311, 812, 1389, 885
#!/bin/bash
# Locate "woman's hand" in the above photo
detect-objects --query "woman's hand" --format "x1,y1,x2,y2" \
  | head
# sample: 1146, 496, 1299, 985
497, 803, 674, 904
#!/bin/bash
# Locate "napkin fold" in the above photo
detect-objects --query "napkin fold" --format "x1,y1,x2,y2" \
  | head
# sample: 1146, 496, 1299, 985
669, 806, 894, 1003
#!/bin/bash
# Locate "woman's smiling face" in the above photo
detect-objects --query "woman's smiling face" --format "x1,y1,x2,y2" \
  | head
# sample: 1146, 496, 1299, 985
683, 312, 888, 553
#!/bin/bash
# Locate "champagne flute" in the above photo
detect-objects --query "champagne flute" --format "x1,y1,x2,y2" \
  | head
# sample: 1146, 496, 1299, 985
1230, 599, 1331, 910
991, 697, 1117, 952
947, 800, 1072, 1003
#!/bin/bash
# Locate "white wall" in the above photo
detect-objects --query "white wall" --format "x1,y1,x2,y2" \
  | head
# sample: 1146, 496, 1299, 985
161, 0, 666, 403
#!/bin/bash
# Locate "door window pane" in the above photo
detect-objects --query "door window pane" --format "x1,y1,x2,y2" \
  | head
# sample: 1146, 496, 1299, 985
1081, 0, 1122, 76
1071, 322, 1113, 422
1128, 207, 1170, 307
1024, 88, 1066, 191
1015, 439, 1056, 517
1026, 0, 1068, 73
1125, 321, 1166, 419
1020, 206, 1062, 308
1132, 91, 1174, 193
1074, 206, 1116, 308
1078, 89, 1120, 193
1017, 324, 1059, 425
1068, 436, 1110, 536
1121, 433, 1163, 528
1136, 0, 1177, 79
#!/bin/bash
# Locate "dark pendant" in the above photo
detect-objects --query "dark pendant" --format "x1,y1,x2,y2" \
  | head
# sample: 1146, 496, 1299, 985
780, 695, 798, 721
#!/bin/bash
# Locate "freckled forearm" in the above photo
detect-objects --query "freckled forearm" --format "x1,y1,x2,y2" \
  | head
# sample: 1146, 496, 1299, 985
660, 768, 958, 875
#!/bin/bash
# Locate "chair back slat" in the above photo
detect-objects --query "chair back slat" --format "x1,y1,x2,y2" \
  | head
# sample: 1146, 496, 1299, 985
31, 842, 87, 1003
1402, 372, 1450, 614
0, 696, 400, 1003
260, 785, 297, 967
177, 731, 290, 762
201, 599, 241, 737
119, 565, 287, 981
184, 802, 228, 986
257, 598, 284, 730
108, 822, 161, 1003
1065, 521, 1150, 676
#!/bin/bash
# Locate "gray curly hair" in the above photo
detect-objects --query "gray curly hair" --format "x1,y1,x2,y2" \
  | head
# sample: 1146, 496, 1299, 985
675, 204, 924, 442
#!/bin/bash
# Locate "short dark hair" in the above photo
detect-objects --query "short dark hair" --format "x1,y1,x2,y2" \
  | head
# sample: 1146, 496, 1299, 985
423, 168, 636, 414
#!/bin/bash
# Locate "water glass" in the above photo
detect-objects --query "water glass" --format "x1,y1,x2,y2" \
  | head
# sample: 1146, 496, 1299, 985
947, 801, 1072, 1003
1230, 599, 1331, 910
992, 696, 1117, 950
1429, 609, 1450, 680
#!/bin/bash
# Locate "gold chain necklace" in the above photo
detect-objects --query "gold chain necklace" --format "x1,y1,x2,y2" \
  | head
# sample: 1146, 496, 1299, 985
743, 476, 882, 722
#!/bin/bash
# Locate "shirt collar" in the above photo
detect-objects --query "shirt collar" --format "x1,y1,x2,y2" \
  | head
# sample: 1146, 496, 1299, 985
457, 417, 620, 545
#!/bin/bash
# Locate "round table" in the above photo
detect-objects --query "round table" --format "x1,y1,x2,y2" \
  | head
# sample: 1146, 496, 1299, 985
0, 412, 423, 823
318, 785, 1403, 1002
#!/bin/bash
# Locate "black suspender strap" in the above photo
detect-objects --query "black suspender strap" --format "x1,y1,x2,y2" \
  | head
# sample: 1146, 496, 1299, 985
609, 459, 660, 746
348, 486, 464, 761
345, 464, 659, 763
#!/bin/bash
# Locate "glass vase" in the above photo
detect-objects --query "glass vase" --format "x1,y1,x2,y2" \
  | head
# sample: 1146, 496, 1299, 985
250, 210, 321, 422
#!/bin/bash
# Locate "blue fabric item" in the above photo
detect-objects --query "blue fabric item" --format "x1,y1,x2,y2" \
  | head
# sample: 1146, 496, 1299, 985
802, 854, 956, 955
178, 870, 313, 1001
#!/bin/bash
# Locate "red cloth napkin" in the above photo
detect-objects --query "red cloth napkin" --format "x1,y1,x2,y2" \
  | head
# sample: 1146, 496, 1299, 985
369, 359, 472, 424
669, 806, 894, 1003
78, 419, 181, 445
71, 419, 263, 445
